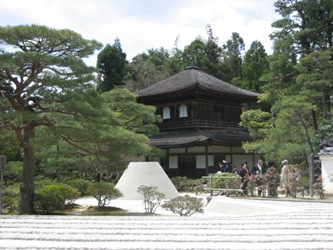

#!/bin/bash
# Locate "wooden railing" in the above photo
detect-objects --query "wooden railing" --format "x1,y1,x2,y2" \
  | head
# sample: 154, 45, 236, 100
158, 119, 242, 131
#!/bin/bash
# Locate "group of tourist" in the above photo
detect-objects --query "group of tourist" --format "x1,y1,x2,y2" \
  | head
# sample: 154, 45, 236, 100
219, 159, 291, 197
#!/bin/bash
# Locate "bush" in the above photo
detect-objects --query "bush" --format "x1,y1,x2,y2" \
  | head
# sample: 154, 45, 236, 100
161, 195, 204, 217
35, 183, 80, 213
170, 176, 196, 192
66, 179, 91, 196
87, 182, 123, 208
3, 183, 20, 199
2, 183, 20, 213
212, 172, 240, 188
2, 196, 17, 212
137, 185, 165, 213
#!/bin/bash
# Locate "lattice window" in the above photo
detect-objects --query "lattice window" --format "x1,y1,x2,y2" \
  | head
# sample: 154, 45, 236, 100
179, 104, 188, 118
162, 106, 171, 119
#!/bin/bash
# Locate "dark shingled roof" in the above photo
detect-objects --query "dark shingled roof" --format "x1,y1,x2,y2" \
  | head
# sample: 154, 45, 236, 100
149, 129, 251, 147
137, 68, 260, 99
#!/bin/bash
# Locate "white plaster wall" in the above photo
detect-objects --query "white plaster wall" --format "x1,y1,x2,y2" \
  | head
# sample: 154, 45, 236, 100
319, 155, 333, 193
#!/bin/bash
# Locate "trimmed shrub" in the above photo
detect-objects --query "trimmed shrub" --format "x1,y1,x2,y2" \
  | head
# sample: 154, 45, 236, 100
87, 182, 123, 208
66, 179, 91, 196
35, 183, 80, 213
2, 183, 20, 213
137, 185, 165, 213
2, 196, 17, 213
162, 195, 204, 217
211, 172, 241, 188
170, 176, 196, 192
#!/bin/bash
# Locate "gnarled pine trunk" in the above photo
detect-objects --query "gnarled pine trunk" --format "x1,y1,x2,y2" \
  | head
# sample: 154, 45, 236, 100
19, 125, 35, 214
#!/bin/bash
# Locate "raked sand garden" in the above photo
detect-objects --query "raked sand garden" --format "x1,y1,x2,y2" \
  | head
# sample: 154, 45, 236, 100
1, 194, 333, 250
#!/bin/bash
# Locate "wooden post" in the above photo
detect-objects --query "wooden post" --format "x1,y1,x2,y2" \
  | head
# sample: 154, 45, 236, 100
309, 154, 314, 197
0, 155, 6, 215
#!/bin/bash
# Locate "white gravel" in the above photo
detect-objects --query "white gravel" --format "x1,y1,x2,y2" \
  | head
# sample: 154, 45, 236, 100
0, 195, 333, 250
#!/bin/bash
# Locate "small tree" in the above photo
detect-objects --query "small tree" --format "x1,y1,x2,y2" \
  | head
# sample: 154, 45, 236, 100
137, 185, 165, 214
87, 182, 122, 208
162, 195, 204, 217
313, 176, 325, 199
247, 173, 265, 197
287, 165, 302, 198
263, 167, 280, 198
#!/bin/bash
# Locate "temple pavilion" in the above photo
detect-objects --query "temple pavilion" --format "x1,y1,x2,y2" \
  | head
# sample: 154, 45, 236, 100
136, 66, 261, 179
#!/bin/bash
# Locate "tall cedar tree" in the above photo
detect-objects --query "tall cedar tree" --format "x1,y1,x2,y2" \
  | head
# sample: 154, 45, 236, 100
222, 32, 245, 83
271, 0, 333, 57
97, 38, 128, 91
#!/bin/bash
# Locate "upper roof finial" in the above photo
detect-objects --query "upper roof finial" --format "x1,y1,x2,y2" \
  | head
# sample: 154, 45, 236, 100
185, 54, 199, 70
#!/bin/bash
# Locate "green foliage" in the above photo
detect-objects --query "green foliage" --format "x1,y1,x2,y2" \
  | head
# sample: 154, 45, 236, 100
4, 161, 23, 183
0, 129, 20, 162
161, 195, 204, 217
2, 196, 17, 212
314, 114, 333, 149
240, 109, 271, 154
271, 0, 333, 56
296, 50, 333, 118
35, 183, 81, 213
242, 40, 269, 92
222, 32, 245, 82
182, 26, 226, 80
0, 24, 102, 214
97, 38, 128, 91
126, 48, 171, 91
170, 176, 196, 192
137, 185, 165, 214
260, 35, 297, 109
87, 182, 123, 208
3, 183, 20, 198
208, 172, 241, 189
65, 179, 91, 196
2, 183, 20, 213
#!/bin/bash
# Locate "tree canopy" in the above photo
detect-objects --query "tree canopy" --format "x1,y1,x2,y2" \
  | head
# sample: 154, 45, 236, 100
96, 38, 128, 91
0, 25, 159, 214
241, 0, 333, 167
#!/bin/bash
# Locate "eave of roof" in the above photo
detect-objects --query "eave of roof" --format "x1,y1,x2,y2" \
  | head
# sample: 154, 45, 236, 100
149, 130, 250, 148
136, 68, 260, 100
319, 147, 333, 155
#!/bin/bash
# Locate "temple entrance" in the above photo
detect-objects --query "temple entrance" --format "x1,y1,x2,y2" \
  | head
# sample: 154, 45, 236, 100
178, 155, 196, 178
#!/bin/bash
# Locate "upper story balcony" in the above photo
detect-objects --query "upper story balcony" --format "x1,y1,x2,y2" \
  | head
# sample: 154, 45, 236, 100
158, 119, 243, 131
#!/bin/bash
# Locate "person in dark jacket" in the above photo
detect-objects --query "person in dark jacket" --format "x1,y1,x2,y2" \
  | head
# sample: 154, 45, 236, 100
251, 159, 266, 175
251, 159, 266, 196
238, 161, 250, 195
224, 161, 233, 173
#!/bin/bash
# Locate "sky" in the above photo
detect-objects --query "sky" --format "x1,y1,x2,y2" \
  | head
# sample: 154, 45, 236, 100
0, 0, 280, 65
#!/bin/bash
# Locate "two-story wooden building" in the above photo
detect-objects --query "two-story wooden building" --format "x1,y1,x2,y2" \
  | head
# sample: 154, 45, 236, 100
137, 66, 260, 179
